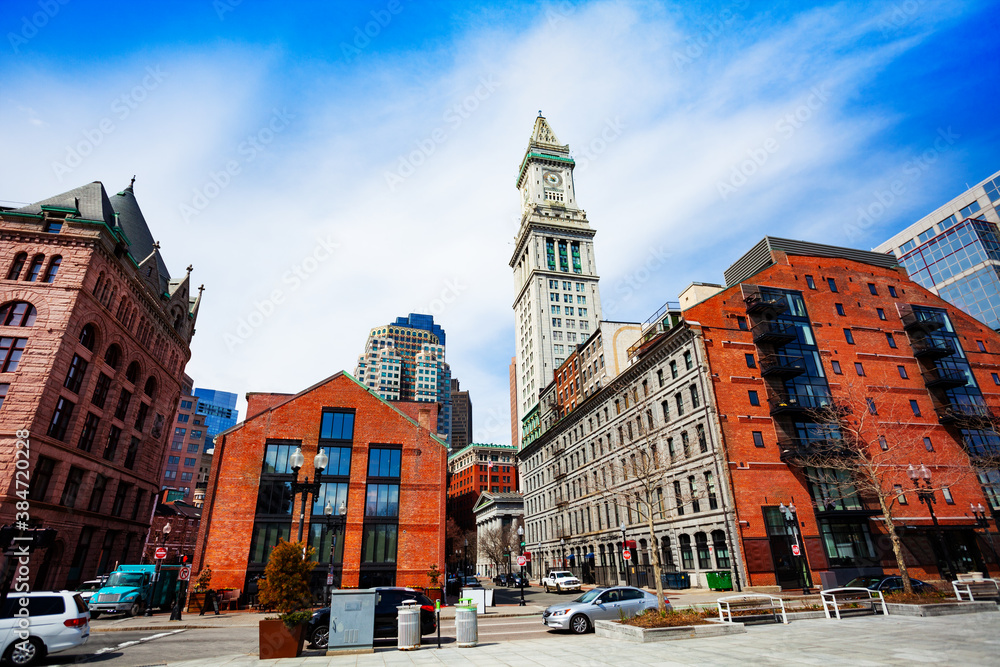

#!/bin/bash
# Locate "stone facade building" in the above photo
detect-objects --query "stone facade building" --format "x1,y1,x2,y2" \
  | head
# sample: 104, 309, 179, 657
473, 491, 524, 578
0, 180, 200, 589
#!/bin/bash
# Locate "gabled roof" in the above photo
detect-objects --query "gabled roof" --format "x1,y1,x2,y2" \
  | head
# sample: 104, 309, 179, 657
473, 490, 524, 514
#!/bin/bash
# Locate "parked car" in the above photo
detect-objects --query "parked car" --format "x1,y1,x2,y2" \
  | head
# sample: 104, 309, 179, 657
845, 576, 937, 595
542, 570, 581, 593
460, 576, 482, 588
493, 573, 510, 586
75, 577, 107, 607
306, 588, 437, 649
509, 573, 530, 588
0, 591, 90, 666
543, 586, 664, 634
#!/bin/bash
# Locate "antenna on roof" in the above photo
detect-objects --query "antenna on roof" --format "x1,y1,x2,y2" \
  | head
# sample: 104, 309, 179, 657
538, 110, 543, 117
129, 175, 136, 189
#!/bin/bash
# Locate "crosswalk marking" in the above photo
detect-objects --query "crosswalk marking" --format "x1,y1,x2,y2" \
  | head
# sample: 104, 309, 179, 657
93, 629, 185, 655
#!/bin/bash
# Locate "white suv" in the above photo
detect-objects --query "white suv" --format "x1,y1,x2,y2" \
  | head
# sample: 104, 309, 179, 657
542, 571, 581, 593
0, 591, 90, 666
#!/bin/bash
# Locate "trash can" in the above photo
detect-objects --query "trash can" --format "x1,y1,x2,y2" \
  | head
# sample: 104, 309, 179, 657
396, 600, 420, 650
706, 571, 733, 591
455, 598, 478, 648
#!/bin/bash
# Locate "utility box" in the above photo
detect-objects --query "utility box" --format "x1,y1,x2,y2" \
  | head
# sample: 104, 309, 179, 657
326, 589, 377, 656
461, 588, 487, 614
819, 571, 838, 591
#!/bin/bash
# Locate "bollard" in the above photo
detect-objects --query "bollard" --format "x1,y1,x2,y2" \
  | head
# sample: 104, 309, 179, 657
397, 600, 421, 650
455, 598, 478, 648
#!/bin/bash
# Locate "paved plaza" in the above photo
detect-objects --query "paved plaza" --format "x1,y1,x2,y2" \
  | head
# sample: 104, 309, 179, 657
162, 612, 1000, 666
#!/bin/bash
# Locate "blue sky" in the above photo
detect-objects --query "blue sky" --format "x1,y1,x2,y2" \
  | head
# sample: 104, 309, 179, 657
2, 0, 998, 444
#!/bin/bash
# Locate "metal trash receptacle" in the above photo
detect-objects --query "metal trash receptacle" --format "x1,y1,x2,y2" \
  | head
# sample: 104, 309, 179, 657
455, 598, 478, 648
397, 600, 420, 650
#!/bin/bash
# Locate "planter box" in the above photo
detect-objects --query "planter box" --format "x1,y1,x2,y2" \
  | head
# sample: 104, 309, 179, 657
186, 592, 207, 613
595, 619, 745, 643
259, 619, 305, 659
885, 601, 999, 617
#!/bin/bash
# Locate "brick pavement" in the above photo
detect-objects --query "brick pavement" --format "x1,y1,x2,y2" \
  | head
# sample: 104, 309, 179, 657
162, 611, 999, 666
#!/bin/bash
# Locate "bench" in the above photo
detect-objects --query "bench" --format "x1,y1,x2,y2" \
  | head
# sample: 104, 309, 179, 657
716, 593, 788, 624
952, 578, 1000, 601
218, 589, 240, 611
820, 587, 888, 619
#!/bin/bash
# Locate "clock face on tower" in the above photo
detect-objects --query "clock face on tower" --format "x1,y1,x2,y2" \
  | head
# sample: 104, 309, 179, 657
543, 170, 563, 189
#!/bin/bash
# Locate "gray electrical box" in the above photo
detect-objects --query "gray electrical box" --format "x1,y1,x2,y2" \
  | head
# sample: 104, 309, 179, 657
326, 589, 377, 655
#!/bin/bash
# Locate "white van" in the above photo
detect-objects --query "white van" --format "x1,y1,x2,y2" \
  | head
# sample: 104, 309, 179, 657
0, 591, 90, 666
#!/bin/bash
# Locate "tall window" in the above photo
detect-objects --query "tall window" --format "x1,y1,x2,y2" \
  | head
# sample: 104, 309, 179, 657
362, 447, 402, 587
47, 397, 75, 441
88, 474, 108, 512
64, 354, 89, 393
91, 373, 111, 408
60, 467, 85, 507
0, 337, 28, 372
28, 456, 56, 501
25, 254, 44, 282
78, 413, 100, 452
6, 253, 27, 280
712, 530, 730, 568
695, 532, 712, 569
679, 534, 693, 570
42, 256, 62, 283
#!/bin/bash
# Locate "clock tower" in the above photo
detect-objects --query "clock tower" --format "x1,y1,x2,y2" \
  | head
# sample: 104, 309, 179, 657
511, 114, 602, 446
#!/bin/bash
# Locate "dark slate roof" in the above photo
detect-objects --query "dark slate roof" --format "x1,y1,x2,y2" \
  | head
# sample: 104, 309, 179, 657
14, 181, 116, 226
724, 236, 900, 287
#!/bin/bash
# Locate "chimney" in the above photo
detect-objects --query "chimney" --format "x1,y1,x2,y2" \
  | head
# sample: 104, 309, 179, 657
417, 408, 431, 430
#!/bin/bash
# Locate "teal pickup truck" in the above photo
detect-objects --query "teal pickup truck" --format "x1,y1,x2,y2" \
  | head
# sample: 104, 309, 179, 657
88, 564, 182, 618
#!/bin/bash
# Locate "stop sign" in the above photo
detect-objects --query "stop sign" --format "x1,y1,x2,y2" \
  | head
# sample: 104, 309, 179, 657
155, 547, 167, 560
791, 544, 800, 557
622, 550, 631, 560
517, 555, 526, 567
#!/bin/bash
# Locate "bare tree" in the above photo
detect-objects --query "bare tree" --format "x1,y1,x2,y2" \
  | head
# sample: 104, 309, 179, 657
479, 522, 519, 576
793, 381, 974, 594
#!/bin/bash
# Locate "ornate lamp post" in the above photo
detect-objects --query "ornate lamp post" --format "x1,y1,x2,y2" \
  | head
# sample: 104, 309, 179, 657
908, 464, 955, 580
323, 499, 347, 595
145, 522, 171, 617
290, 447, 329, 542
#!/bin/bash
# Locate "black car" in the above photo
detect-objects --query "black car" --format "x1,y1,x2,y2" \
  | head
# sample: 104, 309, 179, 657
493, 573, 509, 586
509, 573, 530, 587
845, 575, 937, 594
306, 588, 437, 649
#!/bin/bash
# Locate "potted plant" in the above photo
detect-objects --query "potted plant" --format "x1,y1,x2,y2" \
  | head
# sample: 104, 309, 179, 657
187, 565, 213, 613
257, 539, 317, 659
425, 564, 444, 604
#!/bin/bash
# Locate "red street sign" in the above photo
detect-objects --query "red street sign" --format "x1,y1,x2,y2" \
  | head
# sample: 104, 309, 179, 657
178, 567, 191, 581
155, 547, 167, 560
622, 550, 632, 560
791, 544, 801, 556
517, 555, 526, 567
524, 552, 531, 562
624, 539, 637, 549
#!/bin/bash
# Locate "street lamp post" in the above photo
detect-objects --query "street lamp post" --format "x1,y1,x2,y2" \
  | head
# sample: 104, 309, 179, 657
290, 447, 329, 543
971, 503, 1000, 569
908, 464, 956, 580
517, 525, 525, 607
145, 522, 171, 617
560, 538, 565, 569
620, 523, 631, 588
463, 537, 468, 576
323, 499, 347, 599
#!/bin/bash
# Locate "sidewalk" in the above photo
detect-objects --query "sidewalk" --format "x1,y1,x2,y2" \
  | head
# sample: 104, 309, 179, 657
163, 612, 1000, 666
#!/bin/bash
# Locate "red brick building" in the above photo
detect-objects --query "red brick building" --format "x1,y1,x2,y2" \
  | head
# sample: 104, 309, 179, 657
446, 442, 519, 535
193, 372, 447, 599
0, 180, 200, 588
684, 238, 1000, 588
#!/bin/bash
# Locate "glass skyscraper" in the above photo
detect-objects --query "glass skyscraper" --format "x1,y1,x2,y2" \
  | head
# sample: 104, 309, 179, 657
192, 387, 239, 449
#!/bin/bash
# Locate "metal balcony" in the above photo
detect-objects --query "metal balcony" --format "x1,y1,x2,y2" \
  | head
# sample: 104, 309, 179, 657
935, 402, 995, 427
752, 320, 797, 345
901, 310, 947, 333
760, 354, 806, 379
910, 337, 955, 360
921, 367, 968, 390
744, 293, 788, 316
778, 436, 851, 464
769, 392, 833, 418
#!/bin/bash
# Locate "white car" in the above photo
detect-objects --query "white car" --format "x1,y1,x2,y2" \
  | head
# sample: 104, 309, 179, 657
542, 570, 581, 593
0, 591, 90, 666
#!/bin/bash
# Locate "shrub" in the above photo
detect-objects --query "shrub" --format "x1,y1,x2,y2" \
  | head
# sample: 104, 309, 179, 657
257, 539, 317, 628
193, 566, 213, 592
620, 607, 713, 628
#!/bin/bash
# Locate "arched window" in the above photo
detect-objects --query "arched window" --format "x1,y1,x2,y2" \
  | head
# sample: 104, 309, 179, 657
79, 323, 97, 350
679, 534, 693, 570
103, 344, 122, 369
0, 301, 37, 327
6, 253, 27, 280
25, 254, 45, 282
93, 271, 105, 296
42, 256, 61, 283
126, 361, 140, 384
143, 376, 157, 398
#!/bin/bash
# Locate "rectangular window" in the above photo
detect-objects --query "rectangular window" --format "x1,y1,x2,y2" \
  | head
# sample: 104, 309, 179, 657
886, 333, 897, 349
923, 437, 933, 452
177, 414, 189, 423
184, 457, 197, 466
805, 275, 816, 289
87, 474, 108, 512
909, 400, 921, 417
752, 431, 765, 448
248, 522, 292, 564
895, 484, 907, 505
675, 393, 684, 416
879, 436, 888, 451
28, 456, 55, 501
320, 411, 356, 440
365, 483, 400, 516
888, 286, 898, 298
674, 480, 684, 516
64, 354, 89, 394
828, 278, 838, 292
77, 412, 100, 452
670, 361, 677, 378
748, 390, 760, 406
943, 487, 954, 504
661, 400, 669, 421
168, 455, 180, 464
181, 472, 193, 481
690, 385, 700, 408
190, 430, 202, 439
697, 423, 708, 453
551, 305, 560, 314
102, 425, 122, 461
877, 308, 886, 320
993, 373, 1000, 386
689, 477, 700, 513
835, 303, 845, 316
684, 351, 693, 370
855, 362, 865, 376
867, 398, 878, 415
114, 389, 132, 421
60, 467, 85, 508
552, 318, 561, 327
91, 373, 111, 409
134, 402, 149, 431
868, 283, 878, 295
977, 340, 987, 352
737, 317, 748, 331
898, 365, 908, 379
831, 360, 842, 374
0, 337, 27, 372
844, 328, 855, 344
368, 448, 402, 478
180, 400, 192, 409
361, 524, 398, 563
745, 353, 756, 368
47, 396, 75, 441
131, 489, 145, 520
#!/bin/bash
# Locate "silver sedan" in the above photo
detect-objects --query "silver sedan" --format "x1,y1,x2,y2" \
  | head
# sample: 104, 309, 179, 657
542, 586, 668, 634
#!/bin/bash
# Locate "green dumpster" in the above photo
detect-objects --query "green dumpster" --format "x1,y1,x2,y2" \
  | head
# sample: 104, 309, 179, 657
706, 571, 733, 591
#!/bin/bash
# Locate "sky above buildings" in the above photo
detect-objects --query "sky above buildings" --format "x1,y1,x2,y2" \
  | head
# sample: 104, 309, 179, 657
2, 0, 998, 444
